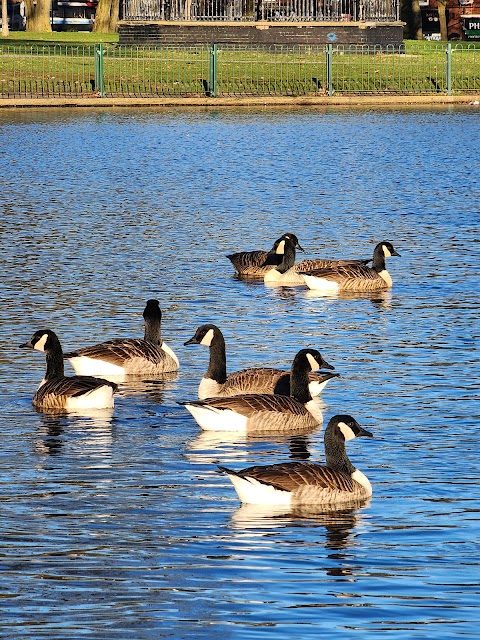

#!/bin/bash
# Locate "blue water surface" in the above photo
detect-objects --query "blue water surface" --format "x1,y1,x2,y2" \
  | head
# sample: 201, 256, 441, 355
0, 105, 479, 639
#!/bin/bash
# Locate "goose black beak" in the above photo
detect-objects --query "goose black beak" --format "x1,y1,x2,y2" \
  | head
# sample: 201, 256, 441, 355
296, 243, 305, 252
359, 427, 374, 438
184, 336, 199, 346
19, 341, 32, 349
392, 250, 401, 257
321, 359, 335, 371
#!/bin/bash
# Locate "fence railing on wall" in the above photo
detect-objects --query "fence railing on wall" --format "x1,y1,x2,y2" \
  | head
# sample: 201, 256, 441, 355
122, 0, 398, 21
0, 43, 479, 99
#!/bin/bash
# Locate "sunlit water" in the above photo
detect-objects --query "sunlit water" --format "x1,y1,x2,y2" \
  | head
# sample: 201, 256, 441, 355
0, 106, 479, 639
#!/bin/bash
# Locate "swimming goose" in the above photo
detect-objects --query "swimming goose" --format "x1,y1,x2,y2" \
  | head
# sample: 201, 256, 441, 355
20, 329, 117, 411
264, 237, 307, 286
302, 241, 401, 293
179, 348, 326, 432
227, 233, 303, 277
64, 299, 179, 377
184, 324, 338, 399
218, 414, 373, 505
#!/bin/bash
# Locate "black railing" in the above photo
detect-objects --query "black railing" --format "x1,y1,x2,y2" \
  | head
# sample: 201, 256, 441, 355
123, 0, 398, 21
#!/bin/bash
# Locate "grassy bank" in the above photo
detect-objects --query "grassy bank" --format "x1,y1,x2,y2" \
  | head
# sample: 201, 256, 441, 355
0, 34, 479, 98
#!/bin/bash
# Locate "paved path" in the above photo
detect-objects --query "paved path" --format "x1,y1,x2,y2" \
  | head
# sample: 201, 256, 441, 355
0, 95, 479, 109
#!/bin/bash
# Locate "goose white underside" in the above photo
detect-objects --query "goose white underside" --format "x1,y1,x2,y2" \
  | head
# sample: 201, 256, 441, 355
65, 386, 115, 410
308, 379, 329, 396
302, 275, 340, 293
226, 473, 292, 505
68, 356, 126, 377
184, 404, 248, 431
198, 377, 222, 400
162, 342, 180, 368
264, 268, 306, 287
67, 342, 179, 379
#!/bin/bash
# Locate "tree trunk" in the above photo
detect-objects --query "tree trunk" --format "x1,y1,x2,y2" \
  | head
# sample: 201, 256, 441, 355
2, 0, 10, 36
25, 0, 52, 31
93, 0, 119, 33
412, 0, 423, 40
437, 0, 448, 41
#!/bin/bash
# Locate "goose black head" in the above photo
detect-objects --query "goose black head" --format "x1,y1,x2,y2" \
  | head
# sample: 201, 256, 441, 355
184, 324, 220, 347
19, 329, 59, 352
330, 414, 374, 441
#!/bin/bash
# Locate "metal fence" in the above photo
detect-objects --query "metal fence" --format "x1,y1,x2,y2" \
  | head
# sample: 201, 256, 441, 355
1, 42, 479, 98
123, 0, 398, 21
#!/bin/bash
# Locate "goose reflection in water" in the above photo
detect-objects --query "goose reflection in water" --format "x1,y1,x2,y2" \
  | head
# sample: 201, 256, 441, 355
229, 500, 371, 554
114, 371, 179, 403
33, 408, 115, 457
305, 288, 393, 309
186, 427, 321, 467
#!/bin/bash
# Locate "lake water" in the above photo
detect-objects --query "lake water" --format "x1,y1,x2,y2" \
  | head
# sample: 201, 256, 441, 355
0, 105, 479, 639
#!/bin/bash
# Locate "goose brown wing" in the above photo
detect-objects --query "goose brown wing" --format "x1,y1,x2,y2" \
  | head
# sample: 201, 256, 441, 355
224, 367, 285, 394
225, 368, 337, 396
238, 461, 358, 493
44, 376, 117, 397
227, 250, 269, 270
65, 338, 163, 365
305, 262, 379, 282
201, 394, 308, 418
295, 258, 369, 272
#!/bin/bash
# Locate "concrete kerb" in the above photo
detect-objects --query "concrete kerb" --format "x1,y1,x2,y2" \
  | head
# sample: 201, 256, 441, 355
0, 95, 479, 109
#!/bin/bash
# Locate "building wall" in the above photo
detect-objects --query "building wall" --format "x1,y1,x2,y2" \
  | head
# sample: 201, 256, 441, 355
118, 21, 405, 45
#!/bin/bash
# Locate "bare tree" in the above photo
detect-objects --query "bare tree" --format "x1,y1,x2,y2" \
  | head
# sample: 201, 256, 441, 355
2, 0, 10, 36
436, 0, 448, 40
24, 0, 52, 31
93, 0, 119, 32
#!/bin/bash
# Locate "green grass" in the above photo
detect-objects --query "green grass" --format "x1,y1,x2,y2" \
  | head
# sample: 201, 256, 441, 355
0, 30, 118, 47
0, 38, 479, 97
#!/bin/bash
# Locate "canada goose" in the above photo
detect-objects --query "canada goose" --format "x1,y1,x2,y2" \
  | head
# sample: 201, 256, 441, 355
264, 237, 307, 286
302, 241, 401, 293
227, 233, 303, 277
184, 324, 338, 400
218, 414, 373, 505
20, 329, 117, 411
64, 299, 179, 378
179, 348, 326, 432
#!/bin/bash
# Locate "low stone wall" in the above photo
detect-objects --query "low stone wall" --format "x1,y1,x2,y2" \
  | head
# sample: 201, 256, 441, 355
118, 21, 404, 47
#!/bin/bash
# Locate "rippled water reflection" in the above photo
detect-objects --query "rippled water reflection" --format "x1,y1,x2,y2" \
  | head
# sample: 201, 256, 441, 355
0, 106, 479, 639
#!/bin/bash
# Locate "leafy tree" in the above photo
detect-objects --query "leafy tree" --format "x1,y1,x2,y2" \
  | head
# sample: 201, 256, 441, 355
93, 0, 119, 32
25, 0, 52, 31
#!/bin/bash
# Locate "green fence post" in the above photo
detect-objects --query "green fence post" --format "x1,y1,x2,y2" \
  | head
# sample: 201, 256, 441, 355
327, 43, 333, 96
209, 43, 217, 97
95, 43, 105, 98
446, 42, 452, 96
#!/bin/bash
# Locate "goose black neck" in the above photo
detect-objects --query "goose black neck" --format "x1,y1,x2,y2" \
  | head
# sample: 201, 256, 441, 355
206, 332, 227, 384
372, 245, 387, 273
144, 311, 162, 345
289, 354, 312, 404
45, 335, 65, 379
276, 242, 296, 274
324, 426, 355, 475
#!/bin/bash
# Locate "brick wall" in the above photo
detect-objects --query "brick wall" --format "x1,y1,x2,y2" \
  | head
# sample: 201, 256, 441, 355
118, 22, 405, 47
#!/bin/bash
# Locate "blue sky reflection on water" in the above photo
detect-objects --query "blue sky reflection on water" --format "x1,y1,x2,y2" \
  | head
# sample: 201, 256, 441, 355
0, 106, 479, 639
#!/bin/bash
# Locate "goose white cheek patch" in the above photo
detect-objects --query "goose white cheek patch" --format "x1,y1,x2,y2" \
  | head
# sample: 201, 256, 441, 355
200, 329, 215, 347
306, 353, 320, 371
276, 240, 286, 255
34, 334, 49, 352
338, 421, 356, 441
382, 244, 392, 258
